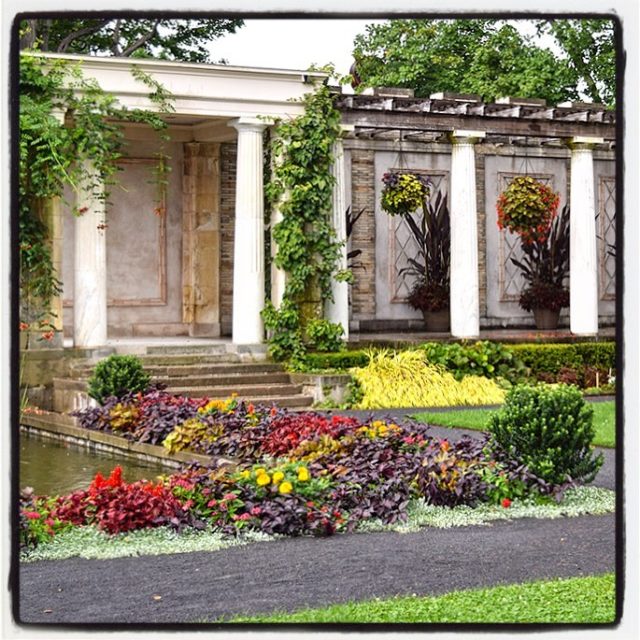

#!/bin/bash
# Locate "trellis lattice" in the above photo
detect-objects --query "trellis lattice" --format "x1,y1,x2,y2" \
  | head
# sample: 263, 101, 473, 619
497, 172, 556, 303
388, 171, 447, 302
598, 176, 616, 300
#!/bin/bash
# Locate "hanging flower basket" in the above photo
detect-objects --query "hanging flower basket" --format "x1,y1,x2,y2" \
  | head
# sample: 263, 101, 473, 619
497, 176, 560, 244
381, 172, 431, 216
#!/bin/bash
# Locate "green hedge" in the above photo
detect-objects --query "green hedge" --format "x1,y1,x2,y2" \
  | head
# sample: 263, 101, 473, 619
298, 350, 371, 371
507, 342, 616, 375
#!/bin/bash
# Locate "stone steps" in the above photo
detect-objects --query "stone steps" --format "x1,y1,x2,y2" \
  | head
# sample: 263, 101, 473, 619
167, 382, 304, 399
154, 372, 292, 386
56, 354, 314, 412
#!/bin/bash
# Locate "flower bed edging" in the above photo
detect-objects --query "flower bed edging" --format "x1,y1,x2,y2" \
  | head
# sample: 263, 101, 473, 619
20, 411, 220, 469
20, 486, 615, 564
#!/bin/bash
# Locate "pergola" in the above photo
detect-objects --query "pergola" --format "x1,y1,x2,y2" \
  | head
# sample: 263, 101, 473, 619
337, 90, 617, 337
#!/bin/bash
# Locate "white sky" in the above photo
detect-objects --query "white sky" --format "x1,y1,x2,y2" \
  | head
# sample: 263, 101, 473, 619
209, 18, 385, 78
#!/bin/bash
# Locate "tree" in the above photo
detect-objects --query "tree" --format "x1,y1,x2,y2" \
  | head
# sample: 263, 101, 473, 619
536, 19, 615, 105
351, 19, 615, 106
19, 18, 244, 63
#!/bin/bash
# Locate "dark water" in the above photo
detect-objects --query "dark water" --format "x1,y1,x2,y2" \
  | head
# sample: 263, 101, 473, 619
20, 433, 173, 497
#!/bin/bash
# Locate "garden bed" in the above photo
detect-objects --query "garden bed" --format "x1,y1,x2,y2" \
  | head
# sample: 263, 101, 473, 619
20, 384, 611, 561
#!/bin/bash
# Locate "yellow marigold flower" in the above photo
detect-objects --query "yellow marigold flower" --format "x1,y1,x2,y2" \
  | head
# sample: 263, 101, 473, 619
240, 470, 251, 479
255, 467, 266, 475
297, 467, 310, 482
279, 481, 293, 494
256, 473, 271, 486
272, 470, 285, 484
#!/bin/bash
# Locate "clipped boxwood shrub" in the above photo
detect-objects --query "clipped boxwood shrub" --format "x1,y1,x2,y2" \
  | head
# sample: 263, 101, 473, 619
87, 355, 151, 405
489, 384, 603, 486
299, 350, 371, 372
574, 342, 616, 370
507, 342, 615, 376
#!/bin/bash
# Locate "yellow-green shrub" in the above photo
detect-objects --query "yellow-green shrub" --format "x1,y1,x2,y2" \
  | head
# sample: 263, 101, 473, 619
350, 350, 505, 409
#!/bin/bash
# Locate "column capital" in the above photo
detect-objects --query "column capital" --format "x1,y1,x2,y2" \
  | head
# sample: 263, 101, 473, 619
450, 130, 486, 144
229, 117, 270, 134
567, 136, 604, 150
339, 124, 356, 138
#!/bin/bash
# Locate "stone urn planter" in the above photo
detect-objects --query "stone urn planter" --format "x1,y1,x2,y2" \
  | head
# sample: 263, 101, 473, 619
532, 308, 561, 330
423, 309, 451, 332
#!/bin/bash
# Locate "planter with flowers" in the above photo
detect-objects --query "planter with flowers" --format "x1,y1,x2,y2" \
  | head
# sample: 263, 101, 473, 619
510, 204, 570, 330
497, 176, 560, 245
381, 171, 432, 216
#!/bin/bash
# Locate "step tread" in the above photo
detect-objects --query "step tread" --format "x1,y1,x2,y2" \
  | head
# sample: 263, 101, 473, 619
70, 362, 284, 375
152, 373, 292, 384
167, 383, 304, 394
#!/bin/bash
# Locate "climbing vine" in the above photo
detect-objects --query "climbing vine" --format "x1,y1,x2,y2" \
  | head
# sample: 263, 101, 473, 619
261, 76, 346, 363
18, 52, 173, 331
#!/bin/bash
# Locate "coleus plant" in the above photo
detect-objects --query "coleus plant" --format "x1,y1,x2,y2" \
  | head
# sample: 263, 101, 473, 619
497, 176, 560, 244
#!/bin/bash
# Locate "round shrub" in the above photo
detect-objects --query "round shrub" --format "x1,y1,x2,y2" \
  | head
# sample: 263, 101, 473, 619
87, 354, 151, 405
488, 384, 603, 486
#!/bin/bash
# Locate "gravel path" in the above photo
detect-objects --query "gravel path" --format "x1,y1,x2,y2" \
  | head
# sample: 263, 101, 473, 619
18, 513, 616, 624
17, 417, 618, 625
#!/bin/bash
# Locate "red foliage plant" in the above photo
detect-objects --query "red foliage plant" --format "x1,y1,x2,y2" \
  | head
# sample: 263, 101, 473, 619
52, 466, 190, 534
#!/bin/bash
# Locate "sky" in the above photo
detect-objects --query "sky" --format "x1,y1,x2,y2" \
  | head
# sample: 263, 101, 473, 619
208, 18, 384, 79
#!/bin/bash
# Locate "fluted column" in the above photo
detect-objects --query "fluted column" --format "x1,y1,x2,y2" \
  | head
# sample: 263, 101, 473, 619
326, 132, 350, 339
449, 130, 485, 338
230, 118, 268, 344
74, 162, 107, 347
569, 136, 602, 335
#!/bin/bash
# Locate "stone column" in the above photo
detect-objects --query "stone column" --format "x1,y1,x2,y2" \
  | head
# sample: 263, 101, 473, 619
230, 118, 268, 344
449, 130, 485, 338
326, 131, 351, 339
569, 136, 603, 335
74, 162, 107, 347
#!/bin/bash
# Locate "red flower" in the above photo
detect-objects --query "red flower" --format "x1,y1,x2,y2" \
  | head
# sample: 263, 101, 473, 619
501, 498, 512, 508
22, 511, 41, 520
41, 330, 55, 341
19, 322, 29, 331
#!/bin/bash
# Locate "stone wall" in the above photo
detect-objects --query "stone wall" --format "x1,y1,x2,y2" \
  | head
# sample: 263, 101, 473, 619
349, 149, 376, 324
343, 140, 616, 329
61, 139, 186, 337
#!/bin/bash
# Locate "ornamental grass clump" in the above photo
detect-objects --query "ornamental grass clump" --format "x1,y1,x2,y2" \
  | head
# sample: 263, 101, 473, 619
488, 384, 603, 486
350, 350, 506, 409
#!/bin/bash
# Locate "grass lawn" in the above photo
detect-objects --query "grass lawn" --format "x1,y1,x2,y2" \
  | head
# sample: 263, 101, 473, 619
414, 400, 615, 448
229, 573, 616, 624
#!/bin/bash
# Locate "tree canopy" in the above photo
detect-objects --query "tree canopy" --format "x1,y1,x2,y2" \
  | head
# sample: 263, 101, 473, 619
535, 19, 615, 106
19, 18, 244, 63
351, 19, 615, 106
